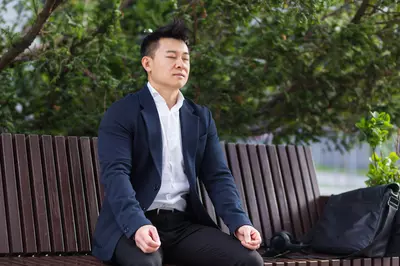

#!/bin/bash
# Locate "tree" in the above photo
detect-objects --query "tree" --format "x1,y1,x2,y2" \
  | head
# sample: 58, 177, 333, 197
1, 0, 399, 151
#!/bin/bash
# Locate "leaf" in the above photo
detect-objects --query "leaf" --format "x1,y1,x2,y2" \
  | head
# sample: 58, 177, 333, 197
388, 152, 400, 163
371, 152, 380, 161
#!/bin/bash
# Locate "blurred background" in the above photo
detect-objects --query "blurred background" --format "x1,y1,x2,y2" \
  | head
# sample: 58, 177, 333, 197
1, 0, 399, 195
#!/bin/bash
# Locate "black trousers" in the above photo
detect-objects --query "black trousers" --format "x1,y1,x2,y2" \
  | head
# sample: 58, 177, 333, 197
110, 209, 264, 266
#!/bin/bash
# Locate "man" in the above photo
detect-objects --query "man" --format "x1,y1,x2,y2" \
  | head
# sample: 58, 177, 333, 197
92, 19, 264, 266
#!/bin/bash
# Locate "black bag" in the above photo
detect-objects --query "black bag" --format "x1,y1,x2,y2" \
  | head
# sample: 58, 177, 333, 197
305, 183, 400, 257
385, 203, 400, 256
266, 183, 400, 258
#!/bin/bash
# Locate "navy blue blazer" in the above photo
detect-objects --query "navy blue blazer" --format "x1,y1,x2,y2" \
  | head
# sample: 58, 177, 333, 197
91, 85, 252, 261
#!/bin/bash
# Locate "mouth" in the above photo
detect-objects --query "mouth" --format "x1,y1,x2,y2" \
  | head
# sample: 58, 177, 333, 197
173, 74, 185, 78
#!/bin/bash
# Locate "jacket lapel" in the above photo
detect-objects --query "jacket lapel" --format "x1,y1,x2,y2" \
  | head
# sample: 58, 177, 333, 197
180, 101, 199, 180
138, 86, 162, 178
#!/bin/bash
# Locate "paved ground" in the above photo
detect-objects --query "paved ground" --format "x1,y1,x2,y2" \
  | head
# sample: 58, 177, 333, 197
316, 170, 367, 196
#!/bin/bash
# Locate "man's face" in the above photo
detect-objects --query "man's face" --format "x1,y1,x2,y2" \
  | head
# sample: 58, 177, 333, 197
143, 38, 190, 90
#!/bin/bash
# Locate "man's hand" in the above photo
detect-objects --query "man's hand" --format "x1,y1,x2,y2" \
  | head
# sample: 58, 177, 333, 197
235, 225, 262, 250
134, 225, 161, 253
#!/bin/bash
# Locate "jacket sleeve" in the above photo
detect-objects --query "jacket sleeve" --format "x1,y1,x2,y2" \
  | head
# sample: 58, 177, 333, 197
98, 100, 152, 239
198, 108, 253, 234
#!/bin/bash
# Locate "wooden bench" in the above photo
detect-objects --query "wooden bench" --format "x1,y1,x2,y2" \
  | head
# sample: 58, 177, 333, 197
0, 133, 398, 266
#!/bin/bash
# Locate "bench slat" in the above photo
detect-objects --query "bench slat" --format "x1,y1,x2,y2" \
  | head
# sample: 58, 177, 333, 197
54, 136, 78, 252
267, 145, 292, 233
319, 261, 329, 266
27, 135, 52, 253
304, 147, 321, 217
296, 261, 306, 266
296, 146, 319, 229
352, 259, 362, 266
14, 134, 37, 254
248, 144, 272, 244
91, 138, 104, 207
199, 181, 217, 223
67, 137, 91, 251
296, 147, 318, 228
41, 135, 64, 252
257, 145, 281, 234
287, 145, 312, 235
237, 144, 263, 239
1, 133, 23, 253
342, 259, 351, 266
331, 260, 341, 266
0, 135, 10, 254
79, 137, 100, 239
276, 146, 302, 239
384, 257, 391, 266
218, 142, 230, 234
308, 261, 318, 266
375, 258, 383, 266
226, 143, 248, 214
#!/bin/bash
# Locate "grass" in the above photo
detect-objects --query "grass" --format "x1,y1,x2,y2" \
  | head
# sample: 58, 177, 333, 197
315, 164, 368, 176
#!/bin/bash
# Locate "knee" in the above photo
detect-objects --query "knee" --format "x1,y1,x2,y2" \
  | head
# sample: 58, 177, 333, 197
237, 250, 263, 266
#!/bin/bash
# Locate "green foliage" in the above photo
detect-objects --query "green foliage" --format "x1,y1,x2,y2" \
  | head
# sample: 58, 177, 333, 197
0, 0, 399, 150
366, 152, 400, 186
356, 111, 393, 148
356, 111, 400, 186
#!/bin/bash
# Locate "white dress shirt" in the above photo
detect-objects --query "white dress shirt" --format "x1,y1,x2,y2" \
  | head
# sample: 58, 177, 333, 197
147, 82, 190, 212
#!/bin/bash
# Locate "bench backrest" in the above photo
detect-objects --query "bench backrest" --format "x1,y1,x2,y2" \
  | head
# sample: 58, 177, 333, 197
199, 143, 322, 242
0, 133, 321, 256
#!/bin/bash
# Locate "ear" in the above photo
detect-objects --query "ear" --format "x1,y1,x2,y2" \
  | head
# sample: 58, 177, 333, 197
141, 56, 152, 73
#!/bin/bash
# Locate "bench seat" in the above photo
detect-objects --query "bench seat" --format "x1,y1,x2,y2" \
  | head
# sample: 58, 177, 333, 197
0, 255, 102, 265
0, 255, 398, 266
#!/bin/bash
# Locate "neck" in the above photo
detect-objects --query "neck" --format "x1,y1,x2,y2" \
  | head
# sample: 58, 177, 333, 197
148, 80, 179, 109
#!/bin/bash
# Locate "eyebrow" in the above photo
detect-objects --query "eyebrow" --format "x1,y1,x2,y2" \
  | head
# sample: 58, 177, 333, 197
166, 50, 189, 55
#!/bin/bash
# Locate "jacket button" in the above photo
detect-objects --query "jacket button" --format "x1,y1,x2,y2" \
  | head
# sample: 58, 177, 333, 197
154, 185, 160, 191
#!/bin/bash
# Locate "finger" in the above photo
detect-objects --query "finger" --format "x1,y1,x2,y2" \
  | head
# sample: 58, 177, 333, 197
251, 233, 262, 244
244, 228, 251, 243
137, 238, 159, 253
149, 227, 161, 244
141, 244, 159, 253
240, 241, 259, 250
251, 230, 262, 241
136, 241, 148, 253
246, 239, 261, 246
143, 234, 161, 248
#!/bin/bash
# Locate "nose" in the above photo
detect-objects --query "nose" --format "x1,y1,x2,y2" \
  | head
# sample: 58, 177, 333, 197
174, 58, 184, 68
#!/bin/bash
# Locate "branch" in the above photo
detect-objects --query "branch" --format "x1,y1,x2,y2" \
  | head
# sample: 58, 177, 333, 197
366, 3, 387, 15
256, 84, 298, 115
0, 0, 64, 72
119, 0, 134, 10
69, 11, 116, 55
321, 3, 351, 20
351, 0, 370, 24
376, 18, 400, 25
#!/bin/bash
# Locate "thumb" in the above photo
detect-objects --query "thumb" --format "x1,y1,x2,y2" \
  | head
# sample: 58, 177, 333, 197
149, 227, 160, 244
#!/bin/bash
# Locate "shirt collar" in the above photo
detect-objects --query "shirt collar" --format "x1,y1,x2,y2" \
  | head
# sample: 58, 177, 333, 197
147, 81, 185, 110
